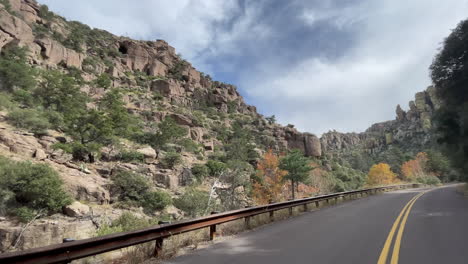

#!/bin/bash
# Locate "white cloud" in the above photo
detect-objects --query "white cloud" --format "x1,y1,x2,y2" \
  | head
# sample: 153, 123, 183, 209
38, 0, 468, 136
242, 0, 468, 135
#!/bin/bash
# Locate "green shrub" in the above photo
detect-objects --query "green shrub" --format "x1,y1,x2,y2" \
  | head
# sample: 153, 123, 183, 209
96, 212, 152, 237
0, 92, 14, 110
191, 164, 209, 182
416, 175, 441, 185
174, 188, 209, 218
94, 73, 112, 89
0, 46, 36, 91
111, 171, 150, 202
38, 5, 55, 21
0, 156, 72, 216
118, 150, 145, 163
7, 108, 51, 134
206, 160, 227, 176
179, 138, 202, 153
13, 207, 37, 223
141, 191, 172, 213
161, 152, 182, 169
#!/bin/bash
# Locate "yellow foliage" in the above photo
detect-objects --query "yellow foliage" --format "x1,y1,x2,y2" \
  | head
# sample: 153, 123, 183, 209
367, 163, 398, 186
401, 152, 430, 181
253, 150, 288, 204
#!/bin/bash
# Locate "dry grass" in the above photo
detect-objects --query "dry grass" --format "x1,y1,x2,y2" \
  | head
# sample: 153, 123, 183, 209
113, 191, 380, 264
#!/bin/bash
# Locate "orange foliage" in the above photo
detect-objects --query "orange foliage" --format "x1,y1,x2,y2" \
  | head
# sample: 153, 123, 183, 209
401, 152, 429, 181
253, 150, 288, 204
367, 163, 398, 186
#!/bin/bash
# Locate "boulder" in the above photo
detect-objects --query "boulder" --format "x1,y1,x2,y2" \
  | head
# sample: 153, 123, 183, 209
170, 113, 193, 127
33, 148, 47, 160
136, 146, 157, 159
179, 168, 194, 186
63, 201, 90, 217
151, 79, 184, 97
34, 38, 84, 68
190, 127, 204, 142
0, 9, 34, 49
163, 205, 184, 220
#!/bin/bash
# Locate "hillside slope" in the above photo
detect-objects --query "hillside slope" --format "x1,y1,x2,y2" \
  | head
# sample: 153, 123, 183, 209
0, 0, 443, 253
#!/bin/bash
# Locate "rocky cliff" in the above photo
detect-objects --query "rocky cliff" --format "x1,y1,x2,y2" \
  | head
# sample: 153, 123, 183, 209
321, 86, 439, 156
0, 0, 324, 252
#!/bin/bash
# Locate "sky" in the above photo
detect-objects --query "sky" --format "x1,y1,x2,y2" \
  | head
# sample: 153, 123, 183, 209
38, 0, 468, 135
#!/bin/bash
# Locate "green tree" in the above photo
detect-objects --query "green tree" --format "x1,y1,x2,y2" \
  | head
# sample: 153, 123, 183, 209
62, 109, 113, 162
98, 88, 140, 138
174, 188, 210, 217
0, 156, 72, 219
430, 18, 468, 181
0, 46, 36, 92
279, 150, 313, 199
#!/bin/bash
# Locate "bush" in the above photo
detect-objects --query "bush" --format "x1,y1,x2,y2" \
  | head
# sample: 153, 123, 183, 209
0, 156, 72, 216
118, 150, 145, 163
0, 46, 36, 92
141, 191, 172, 213
96, 212, 153, 237
7, 108, 51, 134
13, 207, 37, 223
206, 160, 227, 176
0, 92, 14, 110
161, 152, 182, 169
179, 138, 202, 153
112, 171, 150, 202
191, 164, 209, 182
174, 188, 209, 218
416, 175, 441, 185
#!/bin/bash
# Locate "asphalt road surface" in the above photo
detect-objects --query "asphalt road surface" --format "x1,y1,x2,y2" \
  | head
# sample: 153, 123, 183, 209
165, 184, 468, 264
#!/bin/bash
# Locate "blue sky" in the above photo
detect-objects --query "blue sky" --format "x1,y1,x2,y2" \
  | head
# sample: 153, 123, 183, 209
38, 0, 468, 135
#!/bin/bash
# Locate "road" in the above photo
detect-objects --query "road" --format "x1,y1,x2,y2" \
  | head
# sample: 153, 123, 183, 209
165, 185, 468, 264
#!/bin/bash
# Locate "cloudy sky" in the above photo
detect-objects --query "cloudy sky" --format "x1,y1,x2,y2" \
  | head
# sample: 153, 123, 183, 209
38, 0, 468, 135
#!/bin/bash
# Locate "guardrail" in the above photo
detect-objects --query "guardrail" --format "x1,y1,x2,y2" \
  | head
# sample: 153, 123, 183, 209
0, 183, 420, 264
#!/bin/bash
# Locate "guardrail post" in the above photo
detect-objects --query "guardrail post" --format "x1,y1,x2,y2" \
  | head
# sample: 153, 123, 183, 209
289, 206, 293, 216
245, 206, 251, 229
269, 210, 274, 222
60, 238, 75, 264
315, 201, 319, 208
209, 212, 219, 240
154, 237, 164, 257
303, 203, 308, 212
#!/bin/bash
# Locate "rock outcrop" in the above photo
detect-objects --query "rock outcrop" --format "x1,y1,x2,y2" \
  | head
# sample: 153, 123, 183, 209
321, 86, 439, 155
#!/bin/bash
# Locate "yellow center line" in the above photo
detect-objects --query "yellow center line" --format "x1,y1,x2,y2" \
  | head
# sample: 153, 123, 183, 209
390, 189, 432, 264
376, 193, 421, 264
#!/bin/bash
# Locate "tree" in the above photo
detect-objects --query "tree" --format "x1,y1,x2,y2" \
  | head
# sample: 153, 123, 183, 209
401, 152, 428, 181
139, 117, 187, 149
266, 115, 276, 125
61, 109, 113, 162
430, 18, 468, 181
98, 88, 140, 138
280, 150, 313, 199
0, 46, 36, 92
367, 163, 398, 186
253, 150, 287, 204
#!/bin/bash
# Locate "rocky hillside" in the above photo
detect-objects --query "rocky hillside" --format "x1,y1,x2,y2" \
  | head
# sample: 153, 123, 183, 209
321, 86, 438, 153
0, 0, 443, 255
0, 0, 324, 252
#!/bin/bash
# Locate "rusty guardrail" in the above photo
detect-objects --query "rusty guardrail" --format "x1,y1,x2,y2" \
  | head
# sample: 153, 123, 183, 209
0, 183, 420, 264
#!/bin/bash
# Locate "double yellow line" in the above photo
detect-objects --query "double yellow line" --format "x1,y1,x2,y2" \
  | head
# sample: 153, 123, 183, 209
377, 190, 429, 264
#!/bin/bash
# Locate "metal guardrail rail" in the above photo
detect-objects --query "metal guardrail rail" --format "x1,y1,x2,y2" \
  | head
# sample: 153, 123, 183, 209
0, 183, 419, 264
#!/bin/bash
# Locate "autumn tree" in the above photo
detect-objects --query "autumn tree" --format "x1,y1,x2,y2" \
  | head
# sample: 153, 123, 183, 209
367, 163, 398, 186
401, 152, 429, 181
253, 150, 287, 204
280, 150, 313, 199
